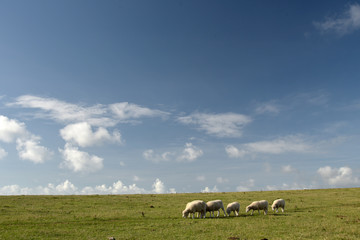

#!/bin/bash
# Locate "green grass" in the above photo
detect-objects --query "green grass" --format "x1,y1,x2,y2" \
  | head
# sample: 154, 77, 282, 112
0, 188, 359, 239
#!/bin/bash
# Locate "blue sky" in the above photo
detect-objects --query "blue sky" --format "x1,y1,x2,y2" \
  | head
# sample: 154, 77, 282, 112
1, 0, 360, 194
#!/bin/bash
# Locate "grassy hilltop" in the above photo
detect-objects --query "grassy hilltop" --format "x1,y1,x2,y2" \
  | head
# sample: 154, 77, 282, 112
0, 188, 359, 239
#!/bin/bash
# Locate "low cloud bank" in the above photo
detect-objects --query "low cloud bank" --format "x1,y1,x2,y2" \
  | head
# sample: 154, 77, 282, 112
0, 179, 173, 195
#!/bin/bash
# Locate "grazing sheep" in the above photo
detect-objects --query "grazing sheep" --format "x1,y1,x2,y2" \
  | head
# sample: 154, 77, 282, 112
246, 200, 268, 215
271, 199, 285, 213
206, 200, 227, 217
182, 200, 207, 219
226, 202, 240, 217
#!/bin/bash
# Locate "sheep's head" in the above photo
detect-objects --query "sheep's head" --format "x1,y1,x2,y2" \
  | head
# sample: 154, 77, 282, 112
226, 208, 231, 215
271, 205, 276, 211
182, 210, 189, 218
245, 206, 250, 213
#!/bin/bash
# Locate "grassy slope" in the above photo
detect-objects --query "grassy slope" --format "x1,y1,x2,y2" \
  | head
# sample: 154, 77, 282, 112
0, 188, 359, 240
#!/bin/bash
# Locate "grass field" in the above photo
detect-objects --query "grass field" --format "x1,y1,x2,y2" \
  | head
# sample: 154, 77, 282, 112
0, 188, 359, 239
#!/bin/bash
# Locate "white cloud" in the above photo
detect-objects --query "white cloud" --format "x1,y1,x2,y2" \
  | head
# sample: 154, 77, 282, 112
16, 136, 53, 164
143, 143, 203, 163
143, 149, 172, 163
266, 182, 315, 191
0, 185, 32, 195
178, 112, 251, 138
0, 115, 52, 163
0, 115, 26, 143
81, 181, 148, 195
152, 178, 165, 194
9, 95, 114, 127
201, 185, 219, 193
255, 102, 280, 115
110, 102, 169, 121
236, 179, 255, 192
314, 3, 360, 36
317, 166, 359, 187
177, 143, 203, 162
59, 143, 103, 173
55, 180, 78, 194
0, 180, 151, 195
0, 179, 174, 195
282, 165, 296, 173
226, 135, 312, 158
9, 95, 169, 127
60, 122, 121, 147
0, 147, 8, 160
225, 145, 247, 158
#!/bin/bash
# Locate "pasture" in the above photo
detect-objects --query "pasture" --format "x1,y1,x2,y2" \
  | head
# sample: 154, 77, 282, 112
0, 188, 359, 239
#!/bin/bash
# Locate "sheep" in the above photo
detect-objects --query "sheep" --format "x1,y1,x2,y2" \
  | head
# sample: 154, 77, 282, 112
226, 202, 240, 217
245, 200, 268, 215
271, 199, 285, 213
182, 200, 207, 219
206, 200, 227, 217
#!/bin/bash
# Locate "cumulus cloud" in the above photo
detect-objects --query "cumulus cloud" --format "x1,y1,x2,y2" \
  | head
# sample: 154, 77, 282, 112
226, 135, 312, 158
201, 185, 219, 193
81, 180, 148, 195
152, 178, 166, 194
59, 143, 103, 173
225, 145, 247, 158
317, 166, 359, 187
0, 115, 52, 163
0, 179, 163, 195
60, 122, 121, 147
110, 102, 169, 122
177, 143, 203, 162
282, 165, 296, 173
143, 149, 172, 163
314, 3, 360, 36
143, 143, 203, 163
16, 136, 53, 164
178, 112, 251, 138
0, 115, 27, 142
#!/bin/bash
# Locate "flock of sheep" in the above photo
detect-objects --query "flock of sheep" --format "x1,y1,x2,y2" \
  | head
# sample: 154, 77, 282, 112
182, 199, 285, 219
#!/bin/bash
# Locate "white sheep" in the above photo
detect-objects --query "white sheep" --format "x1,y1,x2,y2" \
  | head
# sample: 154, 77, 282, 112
271, 199, 285, 213
246, 200, 268, 215
182, 200, 207, 219
226, 202, 240, 217
206, 200, 227, 217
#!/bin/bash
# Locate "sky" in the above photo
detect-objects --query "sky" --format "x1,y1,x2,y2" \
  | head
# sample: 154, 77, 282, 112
1, 0, 360, 195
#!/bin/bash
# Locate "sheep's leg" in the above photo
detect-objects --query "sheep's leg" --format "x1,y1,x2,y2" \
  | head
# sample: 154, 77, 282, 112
281, 208, 284, 213
276, 208, 278, 213
235, 210, 239, 216
251, 210, 254, 215
217, 210, 220, 217
222, 208, 227, 217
